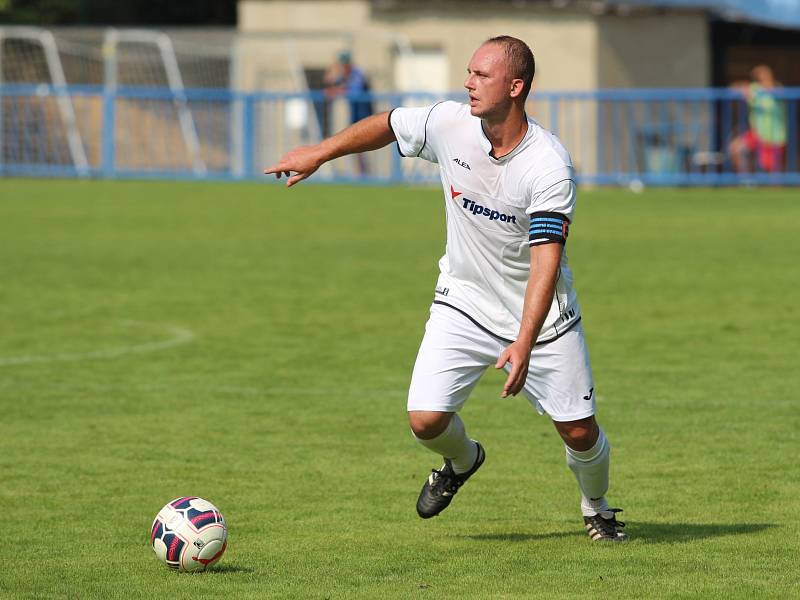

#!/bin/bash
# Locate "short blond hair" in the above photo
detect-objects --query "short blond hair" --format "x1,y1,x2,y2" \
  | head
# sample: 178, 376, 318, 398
485, 36, 535, 100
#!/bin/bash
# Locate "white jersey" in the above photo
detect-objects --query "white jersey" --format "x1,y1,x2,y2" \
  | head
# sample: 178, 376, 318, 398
389, 100, 581, 344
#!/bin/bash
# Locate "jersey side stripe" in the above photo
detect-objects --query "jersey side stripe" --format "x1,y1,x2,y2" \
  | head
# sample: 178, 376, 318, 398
419, 101, 446, 158
531, 178, 575, 201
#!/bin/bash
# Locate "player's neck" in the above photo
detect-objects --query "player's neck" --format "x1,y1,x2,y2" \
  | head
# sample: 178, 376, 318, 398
481, 108, 528, 159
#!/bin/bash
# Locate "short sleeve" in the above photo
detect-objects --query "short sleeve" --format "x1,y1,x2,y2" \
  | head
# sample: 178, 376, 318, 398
526, 168, 576, 218
388, 103, 442, 163
526, 177, 576, 247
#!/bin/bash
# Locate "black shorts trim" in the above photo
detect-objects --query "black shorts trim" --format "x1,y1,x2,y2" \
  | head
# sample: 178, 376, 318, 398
432, 300, 582, 347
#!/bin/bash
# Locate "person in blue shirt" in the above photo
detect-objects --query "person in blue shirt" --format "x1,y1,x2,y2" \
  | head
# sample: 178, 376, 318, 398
324, 51, 373, 175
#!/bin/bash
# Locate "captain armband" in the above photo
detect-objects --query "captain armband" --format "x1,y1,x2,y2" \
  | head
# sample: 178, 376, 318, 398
528, 211, 570, 246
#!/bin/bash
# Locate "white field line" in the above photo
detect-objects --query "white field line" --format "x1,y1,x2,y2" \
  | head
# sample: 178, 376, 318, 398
0, 321, 195, 367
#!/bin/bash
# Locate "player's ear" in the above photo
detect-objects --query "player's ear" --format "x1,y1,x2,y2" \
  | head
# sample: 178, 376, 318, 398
509, 78, 524, 99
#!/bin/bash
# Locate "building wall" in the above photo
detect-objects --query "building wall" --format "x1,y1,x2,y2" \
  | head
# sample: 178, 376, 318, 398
238, 1, 711, 91
597, 13, 709, 88
238, 1, 599, 92
369, 2, 599, 92
239, 0, 369, 32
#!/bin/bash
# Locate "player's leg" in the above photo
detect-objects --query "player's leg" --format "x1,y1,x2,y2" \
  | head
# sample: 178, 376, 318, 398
554, 415, 607, 514
552, 416, 624, 541
515, 323, 626, 541
556, 416, 626, 542
408, 411, 479, 474
407, 304, 496, 518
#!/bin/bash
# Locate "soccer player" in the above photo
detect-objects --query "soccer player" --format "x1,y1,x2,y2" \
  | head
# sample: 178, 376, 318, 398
265, 36, 627, 542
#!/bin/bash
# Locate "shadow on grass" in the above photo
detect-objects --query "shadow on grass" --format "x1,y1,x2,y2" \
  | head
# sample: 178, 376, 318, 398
203, 564, 255, 574
465, 531, 582, 543
464, 522, 776, 544
627, 521, 775, 543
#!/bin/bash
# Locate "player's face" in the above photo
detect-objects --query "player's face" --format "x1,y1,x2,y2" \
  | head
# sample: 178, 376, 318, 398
464, 43, 513, 120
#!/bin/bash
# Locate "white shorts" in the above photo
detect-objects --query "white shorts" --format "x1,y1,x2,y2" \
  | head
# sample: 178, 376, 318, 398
407, 304, 595, 422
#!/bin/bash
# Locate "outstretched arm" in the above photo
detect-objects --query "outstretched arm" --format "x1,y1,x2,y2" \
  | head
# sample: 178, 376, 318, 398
495, 242, 562, 398
264, 111, 396, 187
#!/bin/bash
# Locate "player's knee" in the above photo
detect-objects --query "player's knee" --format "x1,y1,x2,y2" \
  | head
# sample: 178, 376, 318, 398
408, 411, 452, 440
561, 428, 593, 450
555, 417, 598, 451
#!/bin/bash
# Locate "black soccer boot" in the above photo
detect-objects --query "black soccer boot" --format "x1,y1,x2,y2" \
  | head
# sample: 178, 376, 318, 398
416, 442, 485, 519
583, 508, 628, 542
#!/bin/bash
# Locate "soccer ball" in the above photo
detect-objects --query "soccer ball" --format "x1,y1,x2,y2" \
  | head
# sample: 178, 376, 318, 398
150, 496, 228, 572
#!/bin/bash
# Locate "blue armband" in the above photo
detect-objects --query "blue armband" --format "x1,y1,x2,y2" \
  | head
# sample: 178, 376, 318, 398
528, 211, 570, 246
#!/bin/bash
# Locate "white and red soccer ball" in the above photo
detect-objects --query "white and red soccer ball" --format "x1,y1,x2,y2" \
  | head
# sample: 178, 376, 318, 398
150, 496, 227, 572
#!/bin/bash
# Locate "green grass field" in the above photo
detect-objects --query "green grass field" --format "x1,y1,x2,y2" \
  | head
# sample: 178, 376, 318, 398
1, 179, 799, 599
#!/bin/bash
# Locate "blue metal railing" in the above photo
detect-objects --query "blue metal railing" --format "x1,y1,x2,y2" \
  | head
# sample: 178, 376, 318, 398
1, 84, 799, 186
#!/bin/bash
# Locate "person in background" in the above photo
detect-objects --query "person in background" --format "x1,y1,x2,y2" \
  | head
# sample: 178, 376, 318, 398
729, 65, 787, 173
324, 51, 374, 176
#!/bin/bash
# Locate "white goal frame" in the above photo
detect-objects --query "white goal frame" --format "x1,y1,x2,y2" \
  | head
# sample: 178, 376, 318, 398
103, 28, 207, 176
0, 26, 90, 175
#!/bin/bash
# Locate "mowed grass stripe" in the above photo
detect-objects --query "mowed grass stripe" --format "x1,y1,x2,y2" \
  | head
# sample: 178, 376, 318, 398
0, 180, 798, 599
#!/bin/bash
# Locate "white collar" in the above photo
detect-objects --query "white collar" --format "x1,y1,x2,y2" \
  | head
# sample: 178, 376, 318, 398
476, 115, 534, 164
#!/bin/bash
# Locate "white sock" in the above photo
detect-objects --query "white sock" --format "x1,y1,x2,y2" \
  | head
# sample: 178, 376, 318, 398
414, 414, 479, 474
565, 427, 611, 517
